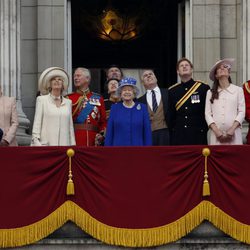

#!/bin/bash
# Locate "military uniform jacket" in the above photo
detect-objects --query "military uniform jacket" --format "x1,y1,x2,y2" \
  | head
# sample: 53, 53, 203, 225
168, 78, 210, 145
243, 81, 250, 144
67, 90, 106, 132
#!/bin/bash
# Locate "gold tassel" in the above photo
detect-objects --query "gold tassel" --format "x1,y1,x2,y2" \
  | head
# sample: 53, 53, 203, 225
203, 180, 210, 196
202, 148, 211, 196
67, 179, 75, 195
66, 148, 75, 195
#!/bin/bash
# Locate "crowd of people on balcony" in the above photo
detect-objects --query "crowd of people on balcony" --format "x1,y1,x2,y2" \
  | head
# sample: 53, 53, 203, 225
1, 57, 250, 147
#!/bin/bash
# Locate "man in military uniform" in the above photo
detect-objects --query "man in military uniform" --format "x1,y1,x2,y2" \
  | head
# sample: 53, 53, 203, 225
168, 58, 210, 145
67, 67, 106, 146
243, 80, 250, 144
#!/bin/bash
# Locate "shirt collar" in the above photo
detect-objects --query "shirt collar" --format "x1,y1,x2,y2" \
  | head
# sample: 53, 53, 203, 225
218, 84, 235, 94
147, 86, 160, 94
181, 78, 195, 86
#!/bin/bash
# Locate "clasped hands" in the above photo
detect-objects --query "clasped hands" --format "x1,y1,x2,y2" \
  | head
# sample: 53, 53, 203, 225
0, 139, 9, 146
95, 133, 105, 146
216, 128, 234, 143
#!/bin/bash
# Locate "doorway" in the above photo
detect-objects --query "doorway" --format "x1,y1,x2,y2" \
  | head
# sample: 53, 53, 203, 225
71, 0, 184, 94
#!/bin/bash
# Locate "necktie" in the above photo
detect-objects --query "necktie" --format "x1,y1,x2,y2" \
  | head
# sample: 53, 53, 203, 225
151, 90, 158, 112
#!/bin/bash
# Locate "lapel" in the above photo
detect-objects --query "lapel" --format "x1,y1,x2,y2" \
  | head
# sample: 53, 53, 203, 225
139, 93, 147, 104
160, 88, 167, 111
159, 88, 170, 125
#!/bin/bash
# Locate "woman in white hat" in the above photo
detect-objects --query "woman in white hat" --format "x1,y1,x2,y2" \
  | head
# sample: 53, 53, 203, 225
205, 59, 245, 145
104, 77, 152, 146
31, 67, 76, 146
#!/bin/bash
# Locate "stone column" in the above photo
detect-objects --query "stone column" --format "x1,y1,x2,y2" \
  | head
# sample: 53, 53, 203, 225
242, 0, 250, 82
192, 0, 221, 84
0, 0, 31, 145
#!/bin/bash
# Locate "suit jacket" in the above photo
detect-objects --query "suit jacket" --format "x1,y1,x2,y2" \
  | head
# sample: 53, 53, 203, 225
0, 96, 18, 146
138, 88, 170, 128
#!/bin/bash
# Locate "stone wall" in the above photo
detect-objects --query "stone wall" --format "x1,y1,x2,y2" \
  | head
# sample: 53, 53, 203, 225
192, 0, 241, 87
20, 0, 66, 127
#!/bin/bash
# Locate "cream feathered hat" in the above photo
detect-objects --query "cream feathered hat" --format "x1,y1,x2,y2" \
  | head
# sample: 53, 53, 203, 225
209, 58, 235, 81
38, 67, 69, 95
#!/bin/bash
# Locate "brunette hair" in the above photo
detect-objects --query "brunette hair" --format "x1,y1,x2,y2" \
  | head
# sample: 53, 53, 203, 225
104, 78, 119, 93
176, 58, 193, 70
210, 76, 232, 103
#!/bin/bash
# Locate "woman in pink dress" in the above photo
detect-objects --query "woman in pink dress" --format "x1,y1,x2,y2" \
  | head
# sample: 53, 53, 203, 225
205, 58, 245, 145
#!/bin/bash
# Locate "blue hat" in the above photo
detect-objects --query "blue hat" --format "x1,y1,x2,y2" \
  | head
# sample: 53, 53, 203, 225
117, 77, 140, 97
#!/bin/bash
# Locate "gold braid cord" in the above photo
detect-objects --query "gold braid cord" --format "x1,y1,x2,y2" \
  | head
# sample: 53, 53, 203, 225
66, 148, 75, 195
202, 148, 211, 196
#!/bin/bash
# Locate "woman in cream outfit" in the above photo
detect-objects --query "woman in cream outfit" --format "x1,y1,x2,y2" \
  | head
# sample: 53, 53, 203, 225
205, 59, 245, 145
31, 67, 75, 146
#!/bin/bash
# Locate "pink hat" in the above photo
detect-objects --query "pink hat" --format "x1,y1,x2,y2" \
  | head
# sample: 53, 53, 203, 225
209, 58, 235, 81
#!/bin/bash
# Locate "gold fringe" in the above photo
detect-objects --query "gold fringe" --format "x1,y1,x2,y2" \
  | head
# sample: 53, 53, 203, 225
0, 202, 70, 248
1, 201, 250, 248
202, 148, 211, 197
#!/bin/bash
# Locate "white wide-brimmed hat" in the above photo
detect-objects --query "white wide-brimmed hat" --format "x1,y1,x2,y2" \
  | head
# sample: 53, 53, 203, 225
209, 58, 235, 81
117, 77, 140, 97
38, 67, 69, 95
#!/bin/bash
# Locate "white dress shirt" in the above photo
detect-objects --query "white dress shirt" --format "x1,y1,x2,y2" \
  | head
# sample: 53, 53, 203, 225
146, 86, 161, 111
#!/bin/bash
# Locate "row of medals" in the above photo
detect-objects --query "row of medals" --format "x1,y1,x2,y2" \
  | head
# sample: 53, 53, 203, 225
191, 94, 200, 104
82, 96, 101, 120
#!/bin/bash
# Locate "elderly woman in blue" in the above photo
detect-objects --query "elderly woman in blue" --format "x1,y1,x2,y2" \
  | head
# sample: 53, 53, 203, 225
105, 77, 152, 146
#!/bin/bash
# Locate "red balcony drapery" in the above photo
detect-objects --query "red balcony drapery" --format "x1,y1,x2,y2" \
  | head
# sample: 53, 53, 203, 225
0, 145, 250, 247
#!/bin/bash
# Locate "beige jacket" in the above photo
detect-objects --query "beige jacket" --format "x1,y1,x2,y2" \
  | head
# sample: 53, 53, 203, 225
31, 94, 76, 146
205, 84, 245, 145
0, 96, 19, 146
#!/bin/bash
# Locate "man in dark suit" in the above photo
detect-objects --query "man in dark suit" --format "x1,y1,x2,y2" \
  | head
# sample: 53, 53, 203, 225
138, 69, 170, 145
168, 58, 210, 145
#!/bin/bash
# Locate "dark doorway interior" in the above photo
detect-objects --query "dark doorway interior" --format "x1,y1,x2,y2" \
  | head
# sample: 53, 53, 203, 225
71, 0, 182, 92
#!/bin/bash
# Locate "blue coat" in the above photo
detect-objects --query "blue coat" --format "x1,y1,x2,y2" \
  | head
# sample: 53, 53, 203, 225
105, 102, 152, 146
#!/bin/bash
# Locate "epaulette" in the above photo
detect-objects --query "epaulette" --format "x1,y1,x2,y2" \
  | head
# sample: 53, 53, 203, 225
168, 82, 181, 90
244, 81, 250, 94
65, 93, 74, 98
244, 80, 250, 86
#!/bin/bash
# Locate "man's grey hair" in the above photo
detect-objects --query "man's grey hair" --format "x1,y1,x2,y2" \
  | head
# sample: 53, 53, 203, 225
75, 67, 91, 82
